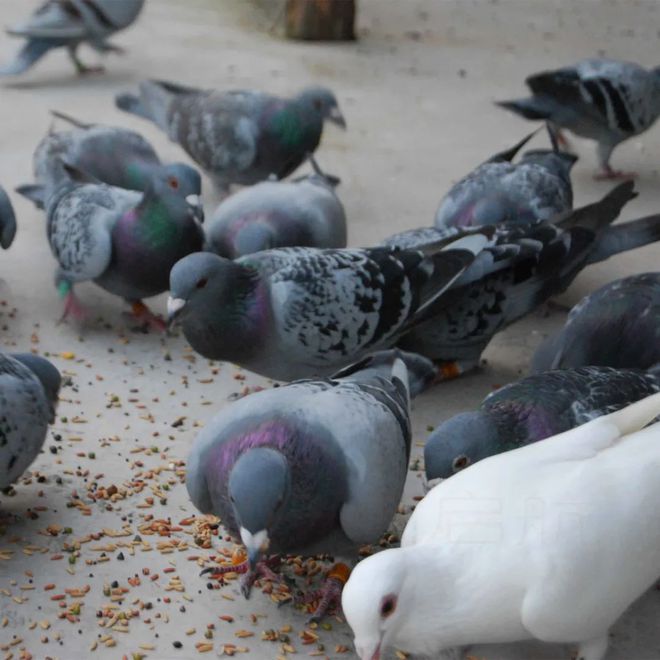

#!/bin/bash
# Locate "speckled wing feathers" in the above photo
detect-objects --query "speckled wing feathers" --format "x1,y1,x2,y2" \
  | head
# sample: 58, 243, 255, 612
168, 91, 259, 176
47, 184, 138, 282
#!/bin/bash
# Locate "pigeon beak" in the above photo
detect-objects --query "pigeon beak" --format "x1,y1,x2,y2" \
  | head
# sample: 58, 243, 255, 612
240, 527, 270, 571
167, 296, 186, 327
247, 547, 261, 572
355, 641, 382, 660
328, 106, 347, 129
186, 194, 205, 224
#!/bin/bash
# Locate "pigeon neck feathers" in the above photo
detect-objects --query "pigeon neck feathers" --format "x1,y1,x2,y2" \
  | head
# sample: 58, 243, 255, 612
209, 420, 348, 550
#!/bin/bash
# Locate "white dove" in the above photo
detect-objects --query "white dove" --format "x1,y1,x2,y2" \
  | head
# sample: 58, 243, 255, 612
342, 392, 660, 660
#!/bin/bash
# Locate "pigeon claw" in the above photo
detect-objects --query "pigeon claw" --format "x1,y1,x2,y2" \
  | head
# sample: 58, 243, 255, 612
298, 562, 350, 623
58, 290, 88, 324
129, 301, 167, 333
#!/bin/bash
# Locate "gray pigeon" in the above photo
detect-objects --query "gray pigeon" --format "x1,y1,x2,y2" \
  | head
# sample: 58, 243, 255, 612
167, 234, 488, 381
206, 158, 346, 258
0, 0, 145, 76
424, 365, 660, 480
45, 161, 204, 330
434, 139, 576, 229
385, 182, 660, 377
532, 273, 660, 373
0, 186, 17, 250
187, 357, 411, 619
497, 58, 660, 179
16, 111, 201, 210
0, 353, 61, 489
115, 80, 346, 192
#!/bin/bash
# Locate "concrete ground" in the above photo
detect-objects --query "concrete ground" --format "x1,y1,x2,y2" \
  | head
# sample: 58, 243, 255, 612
0, 0, 660, 658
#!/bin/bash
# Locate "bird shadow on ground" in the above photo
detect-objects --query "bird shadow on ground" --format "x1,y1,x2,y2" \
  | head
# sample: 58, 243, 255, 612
1, 69, 136, 92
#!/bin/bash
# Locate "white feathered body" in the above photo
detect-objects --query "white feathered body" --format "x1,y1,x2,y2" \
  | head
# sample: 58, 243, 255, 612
397, 401, 660, 654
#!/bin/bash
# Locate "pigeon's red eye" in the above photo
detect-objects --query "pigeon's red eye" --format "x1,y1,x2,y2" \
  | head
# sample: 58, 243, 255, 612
168, 176, 180, 190
313, 99, 322, 111
380, 595, 397, 618
196, 277, 208, 289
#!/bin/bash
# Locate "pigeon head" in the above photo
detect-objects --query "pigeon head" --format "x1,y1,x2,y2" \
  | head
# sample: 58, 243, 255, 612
229, 447, 291, 568
0, 186, 16, 250
158, 162, 202, 199
342, 548, 412, 660
142, 170, 204, 225
297, 86, 346, 129
12, 354, 61, 423
521, 149, 578, 181
168, 252, 261, 359
424, 411, 498, 480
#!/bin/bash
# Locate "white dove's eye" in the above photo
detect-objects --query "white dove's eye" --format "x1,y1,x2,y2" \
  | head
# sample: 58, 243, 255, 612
453, 455, 470, 471
380, 594, 397, 618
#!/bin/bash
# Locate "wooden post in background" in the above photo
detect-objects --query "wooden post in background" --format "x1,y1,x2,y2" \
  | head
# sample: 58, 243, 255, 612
285, 0, 356, 41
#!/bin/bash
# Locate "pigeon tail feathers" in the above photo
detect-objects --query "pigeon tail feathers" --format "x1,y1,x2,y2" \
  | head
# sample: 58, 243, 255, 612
496, 98, 553, 121
0, 39, 53, 76
588, 213, 660, 264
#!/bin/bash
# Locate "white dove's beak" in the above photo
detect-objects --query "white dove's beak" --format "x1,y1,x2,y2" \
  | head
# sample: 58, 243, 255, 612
186, 194, 205, 224
167, 296, 186, 326
355, 640, 381, 660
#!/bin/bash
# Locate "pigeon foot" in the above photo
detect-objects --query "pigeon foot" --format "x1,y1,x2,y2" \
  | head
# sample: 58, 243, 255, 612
432, 359, 479, 384
594, 167, 637, 181
295, 562, 350, 623
200, 554, 285, 599
129, 301, 167, 333
58, 290, 88, 324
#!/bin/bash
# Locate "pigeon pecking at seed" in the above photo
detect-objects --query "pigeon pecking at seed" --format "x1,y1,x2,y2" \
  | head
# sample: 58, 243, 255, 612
16, 110, 201, 209
424, 365, 660, 480
343, 392, 660, 660
532, 272, 660, 373
0, 0, 145, 76
115, 80, 346, 193
497, 58, 660, 179
43, 160, 204, 330
206, 157, 346, 258
0, 185, 17, 250
434, 131, 577, 230
0, 353, 61, 489
186, 357, 411, 621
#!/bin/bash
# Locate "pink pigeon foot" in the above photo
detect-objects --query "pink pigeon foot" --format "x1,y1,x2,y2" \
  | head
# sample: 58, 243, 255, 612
129, 301, 167, 333
555, 129, 573, 151
59, 290, 88, 324
200, 555, 287, 598
294, 563, 350, 623
594, 168, 638, 181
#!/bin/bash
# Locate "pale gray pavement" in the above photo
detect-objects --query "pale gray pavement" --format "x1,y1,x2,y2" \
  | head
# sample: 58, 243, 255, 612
0, 1, 659, 659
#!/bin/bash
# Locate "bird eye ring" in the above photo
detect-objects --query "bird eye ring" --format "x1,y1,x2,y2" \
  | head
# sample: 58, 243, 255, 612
380, 595, 397, 618
168, 176, 180, 190
196, 278, 208, 289
453, 454, 470, 471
